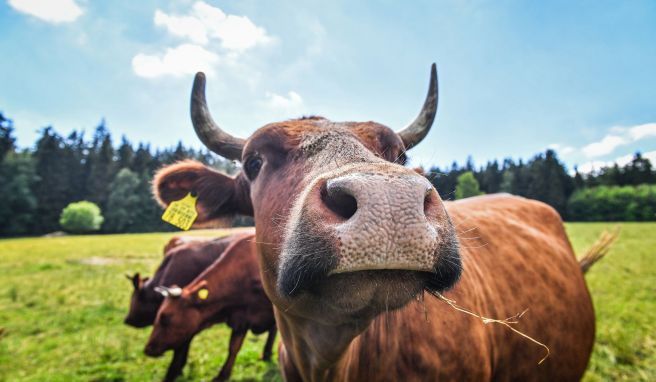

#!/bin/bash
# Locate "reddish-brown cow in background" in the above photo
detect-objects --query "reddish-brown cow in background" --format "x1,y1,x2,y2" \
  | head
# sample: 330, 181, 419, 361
125, 231, 275, 382
152, 64, 604, 381
145, 232, 277, 382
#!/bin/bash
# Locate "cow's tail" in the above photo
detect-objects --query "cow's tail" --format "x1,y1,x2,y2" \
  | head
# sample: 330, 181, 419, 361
579, 228, 620, 274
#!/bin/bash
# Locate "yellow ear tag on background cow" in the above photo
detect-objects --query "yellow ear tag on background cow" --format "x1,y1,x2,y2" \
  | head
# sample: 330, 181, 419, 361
161, 192, 198, 231
197, 288, 209, 300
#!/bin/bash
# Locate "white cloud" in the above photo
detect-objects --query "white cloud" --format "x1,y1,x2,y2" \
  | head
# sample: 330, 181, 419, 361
581, 122, 656, 158
576, 150, 656, 174
627, 123, 656, 141
8, 0, 83, 23
154, 1, 271, 52
547, 143, 575, 155
263, 91, 304, 116
134, 1, 271, 78
154, 9, 208, 44
582, 135, 627, 157
576, 160, 610, 174
132, 44, 219, 78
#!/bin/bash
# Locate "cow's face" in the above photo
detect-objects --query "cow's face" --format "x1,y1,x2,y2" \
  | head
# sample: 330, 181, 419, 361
124, 273, 160, 328
143, 284, 206, 356
153, 65, 461, 325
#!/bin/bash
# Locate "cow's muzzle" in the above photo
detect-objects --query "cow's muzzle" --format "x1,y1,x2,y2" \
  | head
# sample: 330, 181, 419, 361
278, 165, 460, 298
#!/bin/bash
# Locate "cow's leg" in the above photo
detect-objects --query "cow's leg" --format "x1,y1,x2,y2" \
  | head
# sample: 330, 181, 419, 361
212, 330, 247, 382
261, 325, 277, 361
163, 339, 192, 382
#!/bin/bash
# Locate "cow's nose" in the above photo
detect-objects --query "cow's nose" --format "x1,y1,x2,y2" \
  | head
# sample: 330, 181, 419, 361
321, 172, 436, 222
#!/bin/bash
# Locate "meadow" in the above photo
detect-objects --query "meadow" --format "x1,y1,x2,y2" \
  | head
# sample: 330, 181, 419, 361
0, 223, 653, 381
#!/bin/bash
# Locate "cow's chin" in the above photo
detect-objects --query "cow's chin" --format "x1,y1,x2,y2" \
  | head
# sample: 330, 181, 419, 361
316, 269, 428, 315
276, 247, 462, 325
278, 269, 445, 326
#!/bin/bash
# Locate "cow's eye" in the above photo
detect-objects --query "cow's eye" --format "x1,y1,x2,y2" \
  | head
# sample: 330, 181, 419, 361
244, 156, 263, 180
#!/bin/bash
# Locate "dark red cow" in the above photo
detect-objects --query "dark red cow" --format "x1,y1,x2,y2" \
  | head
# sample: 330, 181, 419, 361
125, 230, 274, 382
145, 232, 277, 382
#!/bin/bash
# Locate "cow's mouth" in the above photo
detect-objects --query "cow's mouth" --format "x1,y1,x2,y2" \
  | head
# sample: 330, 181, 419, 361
144, 343, 166, 357
279, 241, 462, 299
279, 254, 461, 316
284, 269, 444, 319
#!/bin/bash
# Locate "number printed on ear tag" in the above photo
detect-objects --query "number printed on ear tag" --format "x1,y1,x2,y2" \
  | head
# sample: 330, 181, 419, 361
161, 193, 198, 231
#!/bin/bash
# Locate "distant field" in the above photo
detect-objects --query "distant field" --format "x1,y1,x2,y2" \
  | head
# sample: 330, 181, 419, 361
0, 223, 653, 381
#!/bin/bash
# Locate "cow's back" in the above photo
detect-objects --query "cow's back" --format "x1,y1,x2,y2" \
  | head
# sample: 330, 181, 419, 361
159, 233, 250, 288
339, 194, 594, 381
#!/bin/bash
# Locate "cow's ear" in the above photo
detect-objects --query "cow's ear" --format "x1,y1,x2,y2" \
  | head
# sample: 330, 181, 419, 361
126, 273, 141, 289
187, 280, 210, 304
152, 160, 253, 224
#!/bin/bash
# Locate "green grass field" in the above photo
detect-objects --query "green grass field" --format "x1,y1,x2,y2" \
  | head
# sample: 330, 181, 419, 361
0, 223, 653, 381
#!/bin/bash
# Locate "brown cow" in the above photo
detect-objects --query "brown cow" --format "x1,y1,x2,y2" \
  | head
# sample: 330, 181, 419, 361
125, 231, 275, 382
151, 64, 599, 381
145, 232, 277, 382
161, 235, 214, 255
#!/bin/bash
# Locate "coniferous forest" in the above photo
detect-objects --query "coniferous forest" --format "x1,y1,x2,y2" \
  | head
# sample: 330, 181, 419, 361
1, 111, 655, 237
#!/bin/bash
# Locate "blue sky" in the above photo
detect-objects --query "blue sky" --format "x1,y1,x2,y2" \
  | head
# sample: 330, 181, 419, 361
1, 0, 655, 172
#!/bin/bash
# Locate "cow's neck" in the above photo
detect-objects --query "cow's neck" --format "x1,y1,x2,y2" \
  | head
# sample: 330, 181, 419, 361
276, 309, 373, 382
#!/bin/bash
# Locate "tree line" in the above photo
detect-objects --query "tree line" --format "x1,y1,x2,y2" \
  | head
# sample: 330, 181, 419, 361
1, 110, 655, 237
425, 150, 656, 221
0, 112, 237, 236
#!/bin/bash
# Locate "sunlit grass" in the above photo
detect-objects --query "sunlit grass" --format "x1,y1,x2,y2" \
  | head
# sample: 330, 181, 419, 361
567, 223, 656, 382
0, 224, 653, 381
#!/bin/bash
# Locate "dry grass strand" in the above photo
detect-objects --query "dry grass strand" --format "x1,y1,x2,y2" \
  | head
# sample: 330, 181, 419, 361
426, 289, 551, 364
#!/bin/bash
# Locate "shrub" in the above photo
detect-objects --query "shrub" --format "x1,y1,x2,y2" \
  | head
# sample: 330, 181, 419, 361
455, 171, 484, 199
567, 184, 656, 221
59, 201, 104, 233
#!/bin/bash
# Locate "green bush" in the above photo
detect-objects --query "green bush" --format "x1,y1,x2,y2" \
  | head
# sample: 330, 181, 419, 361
455, 171, 484, 199
59, 201, 104, 233
567, 184, 656, 221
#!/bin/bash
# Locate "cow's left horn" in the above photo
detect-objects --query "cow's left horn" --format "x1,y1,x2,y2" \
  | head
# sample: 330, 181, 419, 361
397, 63, 438, 149
191, 72, 245, 161
154, 286, 182, 298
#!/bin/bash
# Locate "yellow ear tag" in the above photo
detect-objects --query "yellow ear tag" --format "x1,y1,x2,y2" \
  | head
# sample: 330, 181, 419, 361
161, 192, 198, 231
197, 288, 209, 300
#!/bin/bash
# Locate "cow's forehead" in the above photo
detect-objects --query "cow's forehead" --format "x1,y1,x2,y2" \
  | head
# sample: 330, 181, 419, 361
244, 118, 403, 157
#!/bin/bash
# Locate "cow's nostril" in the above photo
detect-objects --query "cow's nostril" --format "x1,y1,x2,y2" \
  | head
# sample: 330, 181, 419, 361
424, 189, 435, 214
321, 182, 357, 220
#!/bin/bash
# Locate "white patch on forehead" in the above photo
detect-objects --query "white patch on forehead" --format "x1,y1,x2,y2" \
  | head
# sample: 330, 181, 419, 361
298, 127, 380, 172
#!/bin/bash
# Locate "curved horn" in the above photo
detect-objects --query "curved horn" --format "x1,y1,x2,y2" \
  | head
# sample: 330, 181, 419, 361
154, 286, 168, 297
397, 63, 438, 149
168, 286, 182, 297
154, 286, 182, 298
190, 72, 245, 160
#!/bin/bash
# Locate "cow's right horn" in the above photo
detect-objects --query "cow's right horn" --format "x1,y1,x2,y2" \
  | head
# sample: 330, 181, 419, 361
191, 72, 245, 161
154, 286, 182, 298
396, 63, 438, 149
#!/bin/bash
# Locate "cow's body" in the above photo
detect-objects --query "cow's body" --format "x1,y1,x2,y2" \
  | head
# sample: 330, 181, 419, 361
161, 235, 214, 255
145, 233, 277, 382
277, 194, 594, 381
151, 65, 599, 382
125, 235, 238, 327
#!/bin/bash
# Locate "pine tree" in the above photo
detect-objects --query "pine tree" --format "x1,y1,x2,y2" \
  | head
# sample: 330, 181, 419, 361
104, 168, 142, 232
480, 160, 502, 193
0, 112, 15, 161
117, 136, 134, 170
85, 121, 116, 210
32, 127, 73, 233
0, 119, 38, 236
131, 143, 153, 176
